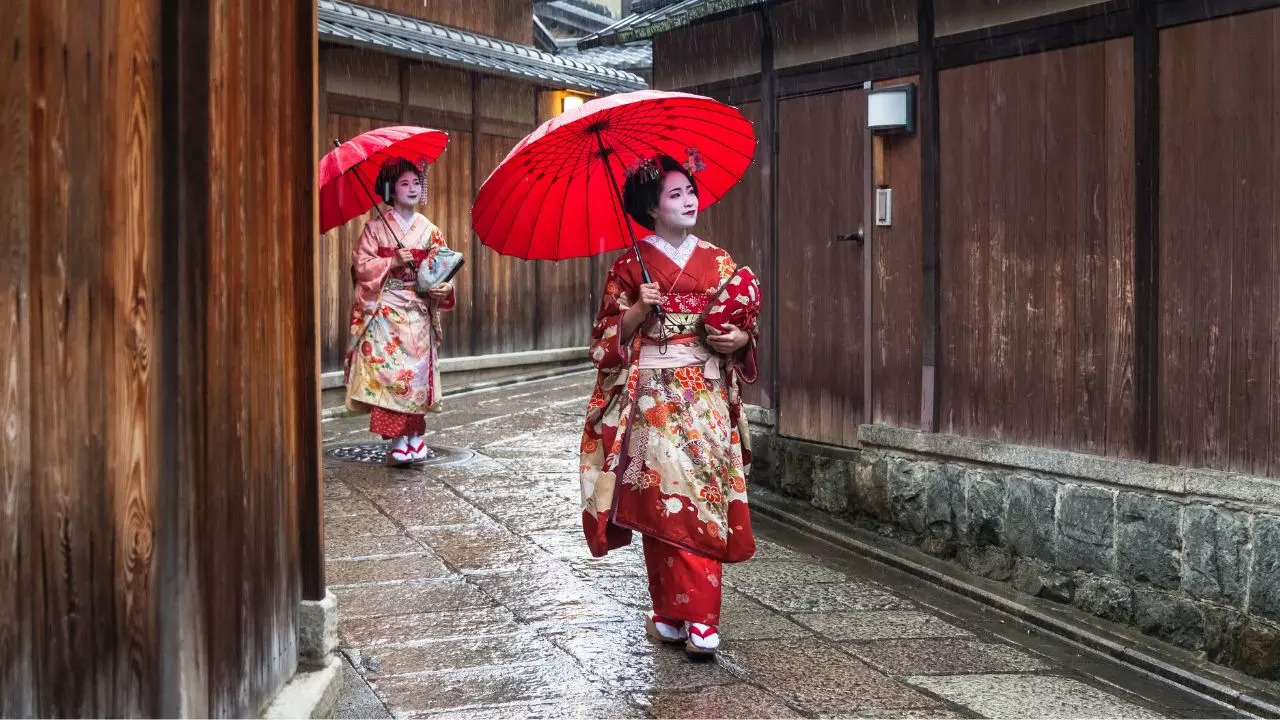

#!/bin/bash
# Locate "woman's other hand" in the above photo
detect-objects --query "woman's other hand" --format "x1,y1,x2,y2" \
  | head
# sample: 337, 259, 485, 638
427, 282, 453, 301
706, 323, 749, 354
393, 248, 415, 267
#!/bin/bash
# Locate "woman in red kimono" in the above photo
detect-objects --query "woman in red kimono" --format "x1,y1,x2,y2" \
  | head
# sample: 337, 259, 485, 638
580, 153, 760, 657
345, 157, 456, 465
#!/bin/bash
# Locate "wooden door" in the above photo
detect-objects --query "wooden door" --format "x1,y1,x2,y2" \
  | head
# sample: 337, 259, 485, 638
776, 90, 868, 446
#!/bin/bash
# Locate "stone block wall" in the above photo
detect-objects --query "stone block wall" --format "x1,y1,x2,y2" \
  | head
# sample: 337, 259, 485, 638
749, 423, 1280, 680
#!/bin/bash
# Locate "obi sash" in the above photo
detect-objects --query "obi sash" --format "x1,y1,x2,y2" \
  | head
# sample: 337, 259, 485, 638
638, 339, 723, 380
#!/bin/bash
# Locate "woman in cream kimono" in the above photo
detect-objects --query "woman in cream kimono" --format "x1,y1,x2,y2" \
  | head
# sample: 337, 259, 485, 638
345, 157, 456, 465
580, 154, 760, 657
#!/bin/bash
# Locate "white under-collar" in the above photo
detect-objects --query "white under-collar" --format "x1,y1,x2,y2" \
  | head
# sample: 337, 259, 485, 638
643, 233, 698, 269
391, 210, 420, 233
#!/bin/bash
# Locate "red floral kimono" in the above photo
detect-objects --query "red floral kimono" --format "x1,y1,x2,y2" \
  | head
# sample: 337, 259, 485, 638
344, 212, 455, 437
580, 236, 759, 626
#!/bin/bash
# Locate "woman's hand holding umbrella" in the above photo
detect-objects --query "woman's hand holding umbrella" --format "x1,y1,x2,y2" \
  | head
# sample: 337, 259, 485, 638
391, 248, 416, 268
621, 282, 664, 340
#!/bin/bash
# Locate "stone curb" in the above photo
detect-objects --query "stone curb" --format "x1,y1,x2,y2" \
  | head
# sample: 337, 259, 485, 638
261, 654, 342, 719
750, 490, 1280, 719
859, 424, 1280, 511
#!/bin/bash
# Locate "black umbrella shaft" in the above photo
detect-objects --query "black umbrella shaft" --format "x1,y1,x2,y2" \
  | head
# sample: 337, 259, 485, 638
594, 132, 663, 320
334, 138, 416, 273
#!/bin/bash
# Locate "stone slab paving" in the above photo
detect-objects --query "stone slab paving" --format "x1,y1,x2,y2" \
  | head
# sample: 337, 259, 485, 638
323, 374, 1238, 719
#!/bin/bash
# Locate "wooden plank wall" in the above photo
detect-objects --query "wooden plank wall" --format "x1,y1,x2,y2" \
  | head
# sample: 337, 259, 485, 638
475, 132, 539, 354
428, 131, 477, 354
2, 0, 316, 716
183, 0, 312, 713
1158, 8, 1280, 477
655, 2, 1280, 478
538, 256, 599, 350
0, 0, 31, 712
2, 1, 163, 715
320, 54, 599, 371
936, 40, 1137, 458
654, 12, 763, 89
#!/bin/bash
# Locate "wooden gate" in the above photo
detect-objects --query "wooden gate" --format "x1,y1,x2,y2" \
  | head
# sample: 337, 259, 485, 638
775, 89, 868, 446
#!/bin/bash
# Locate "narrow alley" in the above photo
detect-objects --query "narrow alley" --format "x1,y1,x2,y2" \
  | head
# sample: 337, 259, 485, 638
321, 374, 1238, 719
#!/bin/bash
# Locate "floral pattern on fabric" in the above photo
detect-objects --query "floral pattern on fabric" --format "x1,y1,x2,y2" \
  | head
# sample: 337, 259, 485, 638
580, 240, 760, 563
643, 535, 722, 625
344, 214, 455, 417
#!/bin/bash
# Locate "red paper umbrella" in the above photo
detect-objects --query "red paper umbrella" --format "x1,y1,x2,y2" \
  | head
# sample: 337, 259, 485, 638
319, 125, 449, 234
471, 90, 756, 264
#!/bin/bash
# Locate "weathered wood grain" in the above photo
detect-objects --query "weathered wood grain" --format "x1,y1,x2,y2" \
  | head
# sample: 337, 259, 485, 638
776, 90, 867, 447
0, 0, 33, 715
937, 40, 1137, 457
1159, 10, 1280, 476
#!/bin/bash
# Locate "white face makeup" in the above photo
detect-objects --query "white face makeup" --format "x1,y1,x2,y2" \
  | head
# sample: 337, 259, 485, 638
393, 171, 422, 208
650, 170, 698, 232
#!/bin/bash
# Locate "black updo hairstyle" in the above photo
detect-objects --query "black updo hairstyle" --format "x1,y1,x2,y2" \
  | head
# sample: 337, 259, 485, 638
621, 154, 697, 231
376, 157, 426, 206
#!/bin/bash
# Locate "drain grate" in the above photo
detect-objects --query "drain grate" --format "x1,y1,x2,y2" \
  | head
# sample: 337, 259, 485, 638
324, 442, 473, 467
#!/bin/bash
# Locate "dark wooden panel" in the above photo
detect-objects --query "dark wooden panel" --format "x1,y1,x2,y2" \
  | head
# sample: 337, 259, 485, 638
31, 0, 125, 714
1158, 10, 1280, 476
8, 0, 166, 715
196, 0, 305, 713
936, 3, 1133, 71
776, 90, 866, 446
654, 11, 763, 90
356, 0, 533, 44
1103, 39, 1139, 461
1159, 0, 1280, 28
772, 0, 915, 71
694, 102, 770, 408
537, 258, 596, 350
0, 0, 320, 715
919, 0, 941, 431
938, 40, 1136, 456
476, 133, 538, 355
101, 0, 163, 710
294, 0, 323, 605
0, 0, 32, 715
871, 77, 923, 430
424, 131, 475, 358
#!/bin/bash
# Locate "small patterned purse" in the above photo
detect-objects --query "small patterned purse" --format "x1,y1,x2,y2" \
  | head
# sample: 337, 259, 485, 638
700, 266, 762, 340
416, 247, 465, 295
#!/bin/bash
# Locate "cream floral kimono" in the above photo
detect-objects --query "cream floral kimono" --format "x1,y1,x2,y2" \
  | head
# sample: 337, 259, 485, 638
344, 212, 455, 416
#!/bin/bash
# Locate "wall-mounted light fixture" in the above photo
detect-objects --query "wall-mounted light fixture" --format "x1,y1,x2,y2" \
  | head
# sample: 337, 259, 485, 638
562, 94, 585, 114
867, 83, 916, 135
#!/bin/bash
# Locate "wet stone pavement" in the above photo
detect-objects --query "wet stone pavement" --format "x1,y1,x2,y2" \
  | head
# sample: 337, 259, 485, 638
323, 374, 1237, 720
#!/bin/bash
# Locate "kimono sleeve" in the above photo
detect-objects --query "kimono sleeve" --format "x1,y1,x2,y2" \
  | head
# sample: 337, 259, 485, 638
352, 221, 395, 312
588, 258, 637, 370
428, 227, 457, 312
733, 324, 760, 384
710, 246, 760, 385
